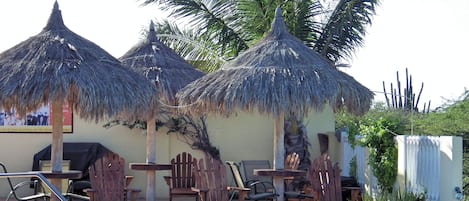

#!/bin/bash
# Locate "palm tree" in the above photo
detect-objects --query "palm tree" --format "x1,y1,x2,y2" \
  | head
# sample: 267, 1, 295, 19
142, 0, 379, 70
141, 0, 379, 169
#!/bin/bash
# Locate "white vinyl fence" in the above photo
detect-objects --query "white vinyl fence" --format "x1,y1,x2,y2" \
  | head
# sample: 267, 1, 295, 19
340, 132, 379, 197
400, 136, 440, 200
340, 132, 462, 201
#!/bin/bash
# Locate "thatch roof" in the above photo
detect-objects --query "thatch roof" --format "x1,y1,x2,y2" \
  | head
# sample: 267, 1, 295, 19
176, 7, 373, 117
119, 21, 204, 105
0, 2, 158, 121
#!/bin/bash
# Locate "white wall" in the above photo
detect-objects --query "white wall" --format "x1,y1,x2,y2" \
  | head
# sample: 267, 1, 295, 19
439, 136, 463, 201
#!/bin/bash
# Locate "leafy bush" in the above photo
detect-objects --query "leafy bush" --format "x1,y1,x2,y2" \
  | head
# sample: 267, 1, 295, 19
336, 104, 408, 192
358, 116, 399, 192
362, 189, 425, 201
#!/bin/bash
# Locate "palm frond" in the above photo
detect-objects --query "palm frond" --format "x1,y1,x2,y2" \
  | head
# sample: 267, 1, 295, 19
236, 0, 276, 43
314, 0, 380, 64
152, 0, 250, 59
153, 20, 227, 72
280, 0, 324, 47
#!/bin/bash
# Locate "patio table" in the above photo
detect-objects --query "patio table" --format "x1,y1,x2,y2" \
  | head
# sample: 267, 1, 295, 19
129, 163, 172, 171
31, 170, 82, 179
254, 169, 306, 201
129, 162, 172, 201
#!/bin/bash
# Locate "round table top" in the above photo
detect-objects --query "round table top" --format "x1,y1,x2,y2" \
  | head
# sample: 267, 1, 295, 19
129, 163, 172, 171
253, 169, 306, 177
31, 170, 82, 179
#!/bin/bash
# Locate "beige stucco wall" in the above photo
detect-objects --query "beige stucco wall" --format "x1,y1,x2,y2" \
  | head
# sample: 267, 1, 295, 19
0, 106, 335, 199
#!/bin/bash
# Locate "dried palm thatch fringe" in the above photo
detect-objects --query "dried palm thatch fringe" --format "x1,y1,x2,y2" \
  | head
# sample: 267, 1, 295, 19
119, 21, 204, 106
0, 1, 158, 122
176, 7, 374, 117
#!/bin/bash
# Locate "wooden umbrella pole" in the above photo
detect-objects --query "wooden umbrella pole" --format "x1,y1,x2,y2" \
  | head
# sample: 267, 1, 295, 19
146, 116, 157, 201
273, 111, 285, 201
51, 100, 64, 201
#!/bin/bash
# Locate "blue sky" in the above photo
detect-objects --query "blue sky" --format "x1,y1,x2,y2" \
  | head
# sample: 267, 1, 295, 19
0, 0, 467, 110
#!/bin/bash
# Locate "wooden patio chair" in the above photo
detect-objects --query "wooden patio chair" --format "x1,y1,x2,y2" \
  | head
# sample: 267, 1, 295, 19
85, 152, 140, 201
285, 152, 300, 183
192, 155, 248, 201
163, 152, 199, 201
307, 154, 361, 201
284, 152, 315, 201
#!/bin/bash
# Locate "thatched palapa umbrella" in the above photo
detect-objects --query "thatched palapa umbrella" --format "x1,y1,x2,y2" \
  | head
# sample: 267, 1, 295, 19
119, 21, 204, 201
176, 7, 373, 201
120, 21, 204, 106
0, 1, 157, 198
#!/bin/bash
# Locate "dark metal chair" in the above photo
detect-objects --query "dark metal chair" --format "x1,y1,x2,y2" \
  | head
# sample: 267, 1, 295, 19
240, 160, 273, 192
241, 157, 313, 201
225, 161, 277, 201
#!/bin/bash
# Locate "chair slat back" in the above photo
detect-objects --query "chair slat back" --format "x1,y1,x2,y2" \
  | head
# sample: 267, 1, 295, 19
171, 152, 195, 189
285, 152, 300, 170
88, 152, 125, 201
308, 154, 342, 201
284, 152, 300, 190
193, 155, 228, 201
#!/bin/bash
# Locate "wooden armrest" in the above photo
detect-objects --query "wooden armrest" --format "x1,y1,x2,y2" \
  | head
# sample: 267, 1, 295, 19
227, 187, 249, 201
227, 186, 250, 192
191, 187, 209, 193
125, 175, 134, 187
125, 188, 141, 201
191, 187, 208, 201
342, 186, 361, 190
83, 189, 96, 201
163, 176, 171, 186
63, 192, 90, 201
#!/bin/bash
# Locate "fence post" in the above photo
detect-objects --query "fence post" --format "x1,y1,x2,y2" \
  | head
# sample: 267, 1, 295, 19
396, 135, 406, 192
341, 131, 352, 177
439, 136, 463, 201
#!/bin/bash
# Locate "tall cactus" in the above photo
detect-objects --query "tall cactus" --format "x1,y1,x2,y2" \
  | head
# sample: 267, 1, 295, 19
383, 68, 430, 113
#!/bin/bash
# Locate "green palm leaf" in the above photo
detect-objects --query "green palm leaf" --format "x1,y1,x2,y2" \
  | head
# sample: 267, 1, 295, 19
153, 20, 227, 72
141, 0, 380, 68
314, 0, 380, 64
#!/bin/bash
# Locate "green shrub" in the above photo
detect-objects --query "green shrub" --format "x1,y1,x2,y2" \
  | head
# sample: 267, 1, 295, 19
362, 189, 425, 201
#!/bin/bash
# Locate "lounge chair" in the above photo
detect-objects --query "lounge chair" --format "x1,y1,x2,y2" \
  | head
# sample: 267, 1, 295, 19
226, 161, 278, 200
240, 156, 313, 201
240, 160, 273, 194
